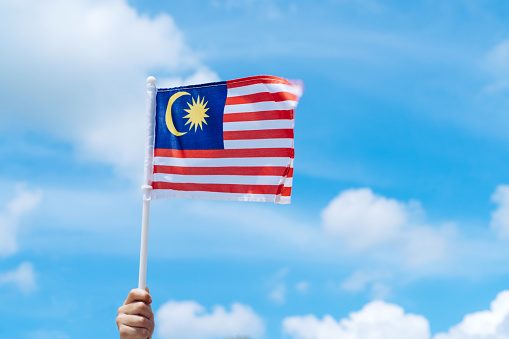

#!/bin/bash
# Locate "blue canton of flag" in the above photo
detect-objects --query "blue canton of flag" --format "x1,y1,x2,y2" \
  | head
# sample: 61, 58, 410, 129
155, 81, 227, 150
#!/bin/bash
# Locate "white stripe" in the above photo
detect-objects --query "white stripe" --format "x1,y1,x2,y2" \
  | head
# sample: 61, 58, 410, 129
227, 83, 303, 98
150, 190, 291, 204
154, 156, 292, 167
153, 173, 288, 185
224, 101, 298, 113
224, 138, 294, 149
278, 196, 291, 204
223, 119, 294, 131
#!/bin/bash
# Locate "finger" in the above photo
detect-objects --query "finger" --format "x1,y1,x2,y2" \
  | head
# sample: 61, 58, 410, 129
124, 288, 152, 305
117, 313, 153, 330
117, 323, 151, 339
145, 286, 150, 293
118, 301, 154, 319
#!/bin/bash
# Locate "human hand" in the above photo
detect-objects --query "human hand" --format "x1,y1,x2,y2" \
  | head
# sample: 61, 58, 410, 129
116, 287, 154, 339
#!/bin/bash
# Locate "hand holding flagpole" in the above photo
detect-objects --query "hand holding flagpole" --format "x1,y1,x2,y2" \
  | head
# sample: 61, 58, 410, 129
139, 76, 157, 289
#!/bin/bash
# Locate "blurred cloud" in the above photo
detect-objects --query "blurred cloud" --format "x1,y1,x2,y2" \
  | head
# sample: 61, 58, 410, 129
157, 67, 220, 89
321, 188, 453, 268
161, 186, 508, 277
268, 267, 289, 305
0, 262, 37, 295
0, 185, 40, 296
269, 284, 286, 305
156, 300, 264, 339
209, 0, 287, 19
296, 281, 310, 294
490, 185, 509, 239
0, 184, 42, 257
176, 201, 324, 259
24, 330, 70, 339
12, 180, 509, 289
340, 269, 391, 294
484, 39, 509, 93
0, 0, 218, 180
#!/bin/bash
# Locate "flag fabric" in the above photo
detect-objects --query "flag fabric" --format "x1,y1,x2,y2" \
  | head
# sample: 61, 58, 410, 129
148, 75, 303, 204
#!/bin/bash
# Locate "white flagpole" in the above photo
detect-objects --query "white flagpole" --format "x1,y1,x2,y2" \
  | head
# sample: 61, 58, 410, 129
138, 76, 157, 289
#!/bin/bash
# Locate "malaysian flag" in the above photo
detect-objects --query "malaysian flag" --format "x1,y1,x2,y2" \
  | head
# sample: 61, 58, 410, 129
147, 75, 303, 204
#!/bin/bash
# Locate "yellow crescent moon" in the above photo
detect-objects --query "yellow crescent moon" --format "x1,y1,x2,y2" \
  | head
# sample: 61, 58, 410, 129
165, 91, 190, 136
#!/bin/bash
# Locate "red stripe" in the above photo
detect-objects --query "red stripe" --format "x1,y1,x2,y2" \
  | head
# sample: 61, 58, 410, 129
223, 110, 294, 122
225, 92, 297, 105
154, 165, 293, 177
154, 148, 294, 158
281, 187, 292, 196
224, 129, 293, 140
153, 181, 285, 195
226, 75, 292, 89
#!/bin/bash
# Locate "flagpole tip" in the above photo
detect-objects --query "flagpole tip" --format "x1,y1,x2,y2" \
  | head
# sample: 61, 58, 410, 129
146, 76, 156, 85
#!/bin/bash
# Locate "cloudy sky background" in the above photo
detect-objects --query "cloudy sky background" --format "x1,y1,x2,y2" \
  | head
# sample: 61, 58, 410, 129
3, 0, 509, 338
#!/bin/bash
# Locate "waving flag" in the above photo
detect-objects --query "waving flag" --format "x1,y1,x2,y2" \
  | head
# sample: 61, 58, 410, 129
148, 75, 303, 204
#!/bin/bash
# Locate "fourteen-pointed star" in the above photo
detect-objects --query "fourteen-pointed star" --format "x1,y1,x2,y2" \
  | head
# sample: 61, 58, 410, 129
183, 95, 210, 132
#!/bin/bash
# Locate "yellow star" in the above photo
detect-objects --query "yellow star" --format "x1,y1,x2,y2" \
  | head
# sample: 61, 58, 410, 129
183, 95, 210, 132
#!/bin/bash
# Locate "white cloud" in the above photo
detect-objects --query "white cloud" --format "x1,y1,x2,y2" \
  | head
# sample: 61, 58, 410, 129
283, 300, 430, 339
0, 184, 42, 257
156, 301, 264, 339
490, 185, 509, 238
434, 291, 509, 339
322, 188, 408, 249
0, 262, 37, 295
283, 290, 509, 339
321, 188, 453, 267
0, 0, 218, 180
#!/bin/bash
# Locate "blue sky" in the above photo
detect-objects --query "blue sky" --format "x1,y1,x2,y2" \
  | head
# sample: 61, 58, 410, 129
2, 0, 509, 338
